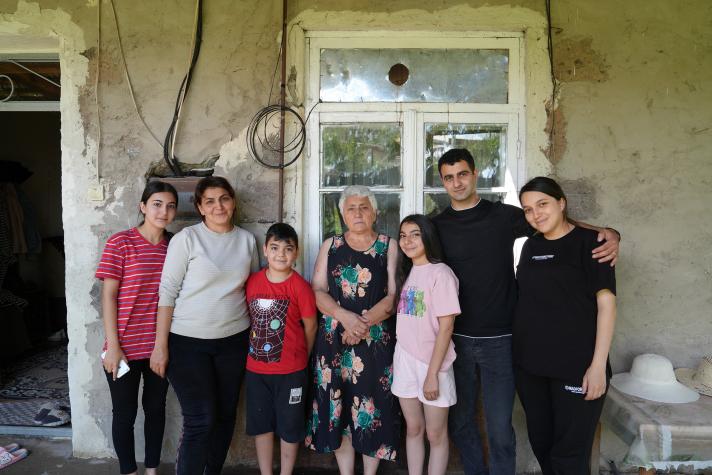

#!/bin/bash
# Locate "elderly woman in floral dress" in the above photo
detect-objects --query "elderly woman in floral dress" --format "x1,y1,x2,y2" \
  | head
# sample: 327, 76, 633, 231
306, 185, 400, 475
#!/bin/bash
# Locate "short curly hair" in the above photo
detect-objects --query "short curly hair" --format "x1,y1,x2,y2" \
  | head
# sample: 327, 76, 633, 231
338, 185, 378, 216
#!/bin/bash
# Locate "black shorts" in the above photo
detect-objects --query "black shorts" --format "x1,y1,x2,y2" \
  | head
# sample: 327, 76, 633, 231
245, 369, 307, 443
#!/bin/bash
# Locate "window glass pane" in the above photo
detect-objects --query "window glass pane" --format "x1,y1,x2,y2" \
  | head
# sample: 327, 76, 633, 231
321, 192, 401, 242
321, 124, 401, 187
424, 191, 504, 217
320, 49, 508, 103
424, 123, 507, 188
0, 61, 60, 101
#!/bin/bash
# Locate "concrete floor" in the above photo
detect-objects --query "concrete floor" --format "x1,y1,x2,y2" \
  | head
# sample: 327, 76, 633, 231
0, 436, 475, 474
5, 436, 699, 474
0, 436, 341, 474
0, 436, 166, 474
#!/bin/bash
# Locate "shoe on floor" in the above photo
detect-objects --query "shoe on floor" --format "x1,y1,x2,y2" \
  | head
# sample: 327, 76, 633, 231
0, 448, 28, 470
32, 403, 54, 424
0, 444, 20, 454
33, 402, 70, 427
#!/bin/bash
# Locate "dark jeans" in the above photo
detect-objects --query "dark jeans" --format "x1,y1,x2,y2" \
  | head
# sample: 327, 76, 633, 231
515, 367, 606, 475
449, 335, 516, 475
105, 359, 169, 475
168, 330, 249, 475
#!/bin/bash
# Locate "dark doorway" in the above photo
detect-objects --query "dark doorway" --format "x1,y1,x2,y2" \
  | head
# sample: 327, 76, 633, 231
0, 105, 69, 431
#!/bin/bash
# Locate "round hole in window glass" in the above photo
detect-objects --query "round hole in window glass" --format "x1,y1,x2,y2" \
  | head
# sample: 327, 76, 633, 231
388, 63, 409, 86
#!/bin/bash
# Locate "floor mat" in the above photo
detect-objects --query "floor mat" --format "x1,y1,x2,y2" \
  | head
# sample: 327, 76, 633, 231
0, 399, 58, 426
0, 345, 68, 401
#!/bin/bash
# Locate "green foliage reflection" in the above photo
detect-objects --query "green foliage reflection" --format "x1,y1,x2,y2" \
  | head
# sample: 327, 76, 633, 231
424, 124, 505, 188
321, 124, 401, 187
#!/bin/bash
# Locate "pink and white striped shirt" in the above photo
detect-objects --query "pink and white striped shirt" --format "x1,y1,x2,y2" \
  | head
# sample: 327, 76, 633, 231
96, 228, 168, 361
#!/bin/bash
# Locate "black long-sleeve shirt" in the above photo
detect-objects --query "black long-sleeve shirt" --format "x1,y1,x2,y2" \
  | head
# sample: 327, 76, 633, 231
432, 199, 532, 337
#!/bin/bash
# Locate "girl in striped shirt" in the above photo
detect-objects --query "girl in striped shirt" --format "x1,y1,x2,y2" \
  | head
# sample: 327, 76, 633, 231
96, 181, 178, 475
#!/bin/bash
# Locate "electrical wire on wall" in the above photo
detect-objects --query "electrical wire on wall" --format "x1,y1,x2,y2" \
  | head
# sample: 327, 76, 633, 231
163, 0, 203, 177
246, 0, 317, 220
0, 75, 14, 102
246, 44, 320, 171
545, 0, 559, 163
108, 0, 164, 148
99, 0, 208, 177
97, 0, 166, 182
96, 0, 102, 181
246, 104, 307, 169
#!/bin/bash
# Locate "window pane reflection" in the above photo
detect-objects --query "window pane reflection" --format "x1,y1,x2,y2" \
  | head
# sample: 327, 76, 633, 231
0, 61, 60, 101
321, 192, 401, 242
424, 123, 507, 189
320, 49, 508, 103
321, 124, 402, 187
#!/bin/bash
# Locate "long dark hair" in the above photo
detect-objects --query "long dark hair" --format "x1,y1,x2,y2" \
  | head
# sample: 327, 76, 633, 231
518, 176, 572, 224
395, 214, 444, 300
138, 180, 178, 225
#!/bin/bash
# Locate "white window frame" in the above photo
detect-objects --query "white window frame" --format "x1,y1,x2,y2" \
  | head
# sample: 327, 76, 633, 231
303, 32, 526, 276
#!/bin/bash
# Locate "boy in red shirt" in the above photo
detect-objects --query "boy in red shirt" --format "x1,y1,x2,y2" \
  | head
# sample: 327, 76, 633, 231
245, 223, 317, 475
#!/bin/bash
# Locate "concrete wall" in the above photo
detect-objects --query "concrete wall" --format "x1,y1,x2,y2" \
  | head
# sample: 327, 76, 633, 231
1, 0, 710, 472
548, 0, 712, 371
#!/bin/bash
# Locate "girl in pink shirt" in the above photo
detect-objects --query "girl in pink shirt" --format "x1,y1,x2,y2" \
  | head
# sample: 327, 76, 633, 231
392, 214, 460, 475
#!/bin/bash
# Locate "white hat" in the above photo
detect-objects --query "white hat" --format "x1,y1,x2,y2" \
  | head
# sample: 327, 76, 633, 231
611, 353, 699, 404
675, 355, 712, 397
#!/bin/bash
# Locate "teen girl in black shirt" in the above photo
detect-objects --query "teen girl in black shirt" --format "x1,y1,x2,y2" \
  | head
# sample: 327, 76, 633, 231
513, 177, 617, 475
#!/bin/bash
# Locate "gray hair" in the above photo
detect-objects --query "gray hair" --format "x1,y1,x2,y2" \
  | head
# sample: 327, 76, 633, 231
338, 185, 378, 215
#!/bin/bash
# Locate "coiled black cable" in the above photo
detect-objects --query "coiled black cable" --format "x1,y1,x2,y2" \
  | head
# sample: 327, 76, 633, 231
247, 103, 312, 170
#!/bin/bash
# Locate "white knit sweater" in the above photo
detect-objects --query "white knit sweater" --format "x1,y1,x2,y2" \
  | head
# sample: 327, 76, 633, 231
159, 221, 259, 339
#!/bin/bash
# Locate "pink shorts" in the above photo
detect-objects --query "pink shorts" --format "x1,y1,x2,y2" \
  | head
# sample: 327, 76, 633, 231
391, 343, 457, 407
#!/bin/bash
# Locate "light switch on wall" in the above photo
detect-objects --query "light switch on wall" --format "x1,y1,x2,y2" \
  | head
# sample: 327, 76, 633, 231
87, 184, 104, 201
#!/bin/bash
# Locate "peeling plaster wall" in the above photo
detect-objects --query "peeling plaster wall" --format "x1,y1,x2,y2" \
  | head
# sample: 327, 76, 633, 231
1, 0, 283, 463
0, 0, 110, 459
547, 0, 712, 370
0, 0, 710, 473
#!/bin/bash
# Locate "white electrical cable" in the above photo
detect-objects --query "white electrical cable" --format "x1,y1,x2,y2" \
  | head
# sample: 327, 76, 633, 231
6, 60, 61, 88
0, 75, 14, 102
95, 0, 102, 181
108, 0, 163, 148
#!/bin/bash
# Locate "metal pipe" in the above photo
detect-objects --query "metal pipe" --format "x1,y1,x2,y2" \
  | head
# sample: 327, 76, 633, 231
278, 0, 288, 222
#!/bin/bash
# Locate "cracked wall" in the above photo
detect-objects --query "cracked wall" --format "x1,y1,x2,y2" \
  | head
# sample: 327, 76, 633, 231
547, 0, 712, 374
1, 0, 710, 472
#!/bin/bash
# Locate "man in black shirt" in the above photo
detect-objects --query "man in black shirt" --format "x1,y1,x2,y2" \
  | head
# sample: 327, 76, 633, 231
431, 149, 619, 475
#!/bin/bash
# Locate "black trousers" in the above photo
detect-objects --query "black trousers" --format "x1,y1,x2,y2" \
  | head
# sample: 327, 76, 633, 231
105, 359, 169, 474
514, 367, 605, 475
168, 330, 249, 475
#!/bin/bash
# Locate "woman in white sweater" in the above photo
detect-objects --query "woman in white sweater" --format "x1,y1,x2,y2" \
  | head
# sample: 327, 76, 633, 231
150, 176, 259, 475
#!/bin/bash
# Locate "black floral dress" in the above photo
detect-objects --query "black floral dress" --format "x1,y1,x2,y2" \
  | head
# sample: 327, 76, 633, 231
306, 234, 399, 461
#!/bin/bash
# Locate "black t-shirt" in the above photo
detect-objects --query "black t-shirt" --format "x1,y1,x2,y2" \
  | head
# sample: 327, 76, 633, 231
513, 226, 616, 383
432, 199, 532, 337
